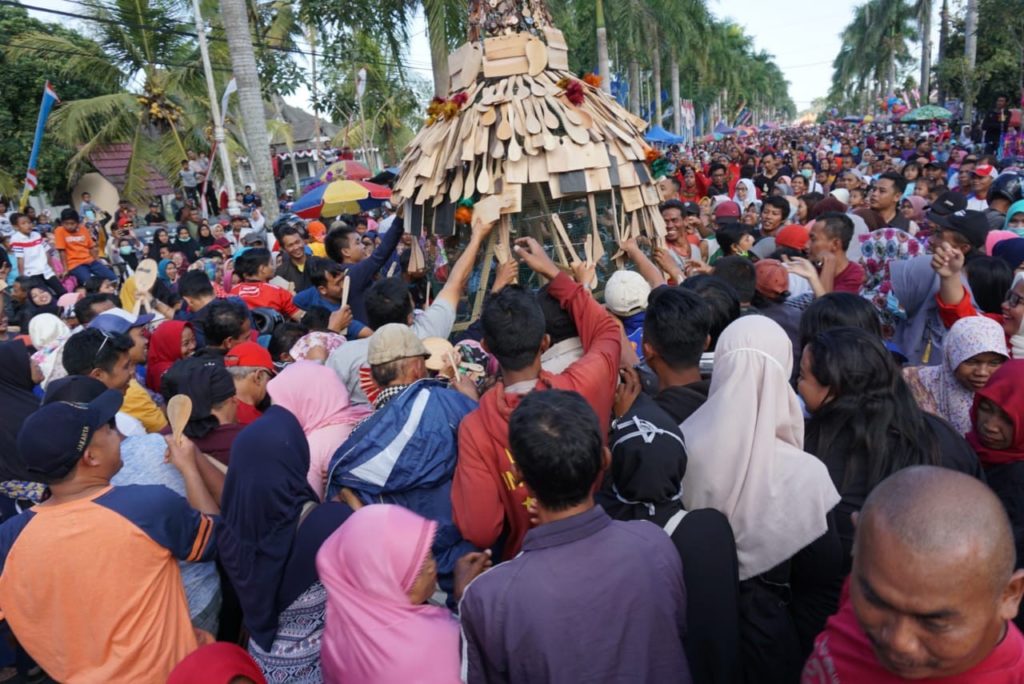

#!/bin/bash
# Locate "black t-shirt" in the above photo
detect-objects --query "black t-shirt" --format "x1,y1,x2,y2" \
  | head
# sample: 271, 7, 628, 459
753, 172, 778, 196
143, 211, 165, 224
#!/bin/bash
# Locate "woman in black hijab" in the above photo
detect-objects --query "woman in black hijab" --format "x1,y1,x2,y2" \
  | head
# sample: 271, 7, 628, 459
598, 388, 740, 684
170, 224, 202, 263
0, 341, 45, 513
148, 228, 172, 260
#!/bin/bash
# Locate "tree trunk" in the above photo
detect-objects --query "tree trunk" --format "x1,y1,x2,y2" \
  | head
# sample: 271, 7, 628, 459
652, 38, 662, 126
426, 1, 449, 98
273, 95, 302, 195
919, 0, 932, 101
628, 58, 640, 116
595, 0, 611, 94
937, 0, 949, 104
220, 0, 278, 220
964, 0, 978, 121
671, 56, 681, 135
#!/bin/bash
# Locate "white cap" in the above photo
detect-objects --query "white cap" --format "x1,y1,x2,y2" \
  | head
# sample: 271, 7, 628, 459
830, 188, 850, 205
604, 270, 651, 317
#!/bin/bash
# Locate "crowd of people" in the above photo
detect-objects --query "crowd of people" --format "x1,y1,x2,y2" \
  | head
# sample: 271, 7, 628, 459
0, 116, 1023, 684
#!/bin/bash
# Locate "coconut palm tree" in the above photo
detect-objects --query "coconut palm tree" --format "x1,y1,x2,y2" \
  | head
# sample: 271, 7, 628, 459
3, 0, 200, 204
220, 0, 278, 220
915, 0, 933, 100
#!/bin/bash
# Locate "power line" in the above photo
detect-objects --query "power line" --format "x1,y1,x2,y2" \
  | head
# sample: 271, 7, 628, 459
13, 0, 436, 72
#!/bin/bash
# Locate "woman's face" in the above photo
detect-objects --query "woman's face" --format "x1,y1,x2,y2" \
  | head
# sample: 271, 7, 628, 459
171, 252, 185, 268
29, 288, 52, 307
741, 206, 759, 227
212, 224, 225, 238
1008, 212, 1024, 230
797, 200, 808, 222
792, 176, 807, 195
954, 352, 1006, 392
736, 183, 748, 200
797, 347, 831, 413
407, 552, 437, 605
1001, 280, 1024, 337
199, 225, 212, 238
98, 279, 116, 294
157, 230, 168, 244
975, 397, 1014, 450
178, 228, 190, 241
180, 326, 196, 358
901, 200, 915, 220
165, 262, 178, 281
904, 165, 920, 180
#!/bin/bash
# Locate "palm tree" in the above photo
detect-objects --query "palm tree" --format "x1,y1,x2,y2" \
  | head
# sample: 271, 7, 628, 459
220, 0, 278, 220
3, 0, 205, 204
963, 0, 978, 120
914, 0, 933, 100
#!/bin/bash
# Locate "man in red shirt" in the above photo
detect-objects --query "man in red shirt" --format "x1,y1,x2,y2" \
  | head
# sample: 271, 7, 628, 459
808, 212, 864, 294
229, 247, 304, 320
224, 341, 275, 425
451, 237, 621, 560
803, 467, 1024, 683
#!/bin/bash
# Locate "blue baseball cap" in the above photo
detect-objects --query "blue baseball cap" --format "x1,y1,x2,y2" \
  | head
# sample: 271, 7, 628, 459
17, 387, 122, 483
88, 307, 155, 335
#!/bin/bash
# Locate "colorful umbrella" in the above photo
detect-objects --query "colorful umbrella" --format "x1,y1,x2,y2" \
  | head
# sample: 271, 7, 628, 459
318, 160, 372, 181
291, 179, 391, 219
900, 105, 953, 122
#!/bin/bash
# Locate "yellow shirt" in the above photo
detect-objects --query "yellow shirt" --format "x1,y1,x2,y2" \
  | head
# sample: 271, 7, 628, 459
122, 379, 168, 433
310, 242, 327, 258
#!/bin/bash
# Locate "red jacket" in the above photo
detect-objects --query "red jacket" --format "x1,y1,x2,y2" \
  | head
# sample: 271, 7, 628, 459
451, 272, 622, 560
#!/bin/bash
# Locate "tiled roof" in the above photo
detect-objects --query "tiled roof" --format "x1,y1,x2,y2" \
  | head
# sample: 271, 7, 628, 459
87, 144, 175, 196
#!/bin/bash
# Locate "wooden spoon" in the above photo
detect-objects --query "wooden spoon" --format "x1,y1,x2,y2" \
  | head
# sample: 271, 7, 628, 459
167, 395, 193, 447
496, 105, 513, 141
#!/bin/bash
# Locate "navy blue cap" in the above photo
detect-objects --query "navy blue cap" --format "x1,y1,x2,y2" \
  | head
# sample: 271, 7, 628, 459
17, 388, 123, 483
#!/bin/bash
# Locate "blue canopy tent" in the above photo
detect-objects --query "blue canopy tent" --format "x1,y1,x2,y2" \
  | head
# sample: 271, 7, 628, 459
645, 125, 685, 145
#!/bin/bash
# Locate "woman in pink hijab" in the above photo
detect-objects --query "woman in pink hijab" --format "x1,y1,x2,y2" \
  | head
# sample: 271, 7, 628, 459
316, 504, 461, 684
267, 361, 372, 499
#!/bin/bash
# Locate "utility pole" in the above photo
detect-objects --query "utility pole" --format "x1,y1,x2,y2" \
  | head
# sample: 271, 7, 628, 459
189, 0, 239, 217
963, 0, 978, 122
595, 0, 611, 94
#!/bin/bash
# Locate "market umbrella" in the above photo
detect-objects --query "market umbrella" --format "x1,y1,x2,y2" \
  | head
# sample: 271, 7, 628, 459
318, 160, 372, 181
291, 178, 391, 219
900, 105, 953, 122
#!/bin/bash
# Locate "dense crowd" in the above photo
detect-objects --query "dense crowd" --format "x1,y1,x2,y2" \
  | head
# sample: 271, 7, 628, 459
0, 114, 1023, 684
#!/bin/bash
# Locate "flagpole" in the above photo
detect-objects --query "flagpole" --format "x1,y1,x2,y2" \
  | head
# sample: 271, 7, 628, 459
190, 0, 239, 217
20, 82, 60, 211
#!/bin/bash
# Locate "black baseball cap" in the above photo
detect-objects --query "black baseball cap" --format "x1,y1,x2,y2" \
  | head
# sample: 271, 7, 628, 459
680, 201, 700, 216
939, 210, 990, 250
18, 381, 122, 483
926, 191, 968, 228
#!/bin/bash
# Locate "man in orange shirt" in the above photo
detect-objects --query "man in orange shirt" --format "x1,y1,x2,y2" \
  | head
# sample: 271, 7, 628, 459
0, 387, 217, 683
54, 208, 117, 284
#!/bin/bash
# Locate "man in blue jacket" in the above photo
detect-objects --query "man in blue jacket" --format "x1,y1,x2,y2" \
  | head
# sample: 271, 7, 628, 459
326, 323, 478, 603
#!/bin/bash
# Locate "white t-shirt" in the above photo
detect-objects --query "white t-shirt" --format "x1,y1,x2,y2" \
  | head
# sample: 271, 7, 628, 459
10, 230, 55, 278
326, 299, 456, 405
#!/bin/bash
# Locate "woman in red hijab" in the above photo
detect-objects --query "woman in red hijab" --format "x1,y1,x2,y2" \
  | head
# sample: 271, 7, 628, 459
167, 642, 266, 684
146, 321, 196, 394
967, 359, 1024, 630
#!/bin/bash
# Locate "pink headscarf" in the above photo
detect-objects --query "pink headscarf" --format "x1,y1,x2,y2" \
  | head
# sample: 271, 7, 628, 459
986, 229, 1018, 256
316, 505, 460, 684
901, 195, 928, 224
267, 361, 372, 499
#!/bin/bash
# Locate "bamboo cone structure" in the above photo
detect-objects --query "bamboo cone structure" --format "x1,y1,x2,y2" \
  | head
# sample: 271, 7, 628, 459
393, 0, 666, 275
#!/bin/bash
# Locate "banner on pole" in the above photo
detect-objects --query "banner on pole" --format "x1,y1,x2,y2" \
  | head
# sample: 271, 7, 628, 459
21, 81, 60, 207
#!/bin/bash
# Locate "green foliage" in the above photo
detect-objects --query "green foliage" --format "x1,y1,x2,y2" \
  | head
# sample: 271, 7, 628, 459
0, 5, 116, 204
316, 31, 430, 163
937, 0, 1024, 111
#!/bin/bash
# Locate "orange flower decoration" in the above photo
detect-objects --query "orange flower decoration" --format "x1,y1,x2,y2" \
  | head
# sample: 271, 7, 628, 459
582, 73, 602, 88
455, 206, 473, 224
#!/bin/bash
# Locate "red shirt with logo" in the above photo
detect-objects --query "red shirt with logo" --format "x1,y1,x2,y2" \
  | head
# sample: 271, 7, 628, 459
230, 282, 300, 317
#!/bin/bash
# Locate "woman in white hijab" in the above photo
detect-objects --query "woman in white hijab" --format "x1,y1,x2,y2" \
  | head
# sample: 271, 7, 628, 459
731, 178, 759, 211
28, 313, 70, 390
681, 316, 842, 679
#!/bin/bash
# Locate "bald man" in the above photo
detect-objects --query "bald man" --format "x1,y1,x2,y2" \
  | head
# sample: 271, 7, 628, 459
803, 466, 1024, 683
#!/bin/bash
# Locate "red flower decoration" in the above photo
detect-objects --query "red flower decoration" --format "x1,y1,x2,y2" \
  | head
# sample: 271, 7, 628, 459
451, 91, 469, 106
564, 80, 585, 106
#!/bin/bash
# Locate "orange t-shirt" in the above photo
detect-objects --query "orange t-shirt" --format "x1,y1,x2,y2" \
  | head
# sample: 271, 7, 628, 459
0, 485, 215, 683
54, 224, 95, 270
